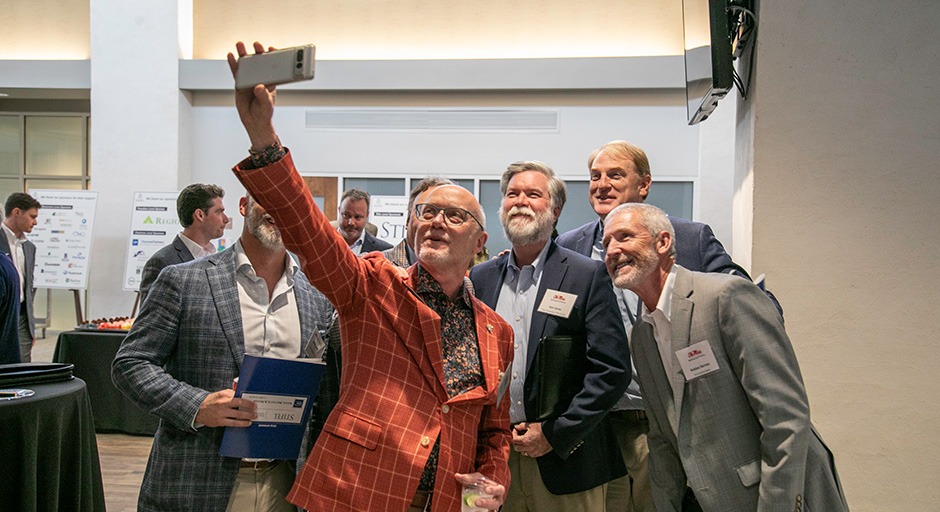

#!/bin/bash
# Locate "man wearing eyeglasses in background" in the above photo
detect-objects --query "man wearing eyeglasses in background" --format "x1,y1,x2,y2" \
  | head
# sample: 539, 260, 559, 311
228, 40, 513, 512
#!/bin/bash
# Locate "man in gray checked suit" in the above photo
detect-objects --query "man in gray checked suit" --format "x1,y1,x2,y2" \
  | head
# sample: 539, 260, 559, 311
113, 192, 332, 512
602, 202, 848, 512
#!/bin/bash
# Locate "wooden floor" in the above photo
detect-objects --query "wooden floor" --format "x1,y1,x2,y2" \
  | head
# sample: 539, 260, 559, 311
34, 333, 154, 511
97, 433, 153, 511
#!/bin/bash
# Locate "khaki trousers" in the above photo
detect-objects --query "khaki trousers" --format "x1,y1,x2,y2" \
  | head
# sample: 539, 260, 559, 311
605, 410, 654, 512
503, 449, 606, 512
225, 461, 295, 512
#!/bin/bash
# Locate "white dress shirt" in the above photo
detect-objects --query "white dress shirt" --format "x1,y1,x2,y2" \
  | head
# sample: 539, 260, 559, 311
179, 232, 216, 259
639, 264, 680, 435
233, 240, 302, 359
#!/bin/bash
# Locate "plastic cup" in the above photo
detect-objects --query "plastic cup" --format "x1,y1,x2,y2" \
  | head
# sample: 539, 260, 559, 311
461, 481, 493, 512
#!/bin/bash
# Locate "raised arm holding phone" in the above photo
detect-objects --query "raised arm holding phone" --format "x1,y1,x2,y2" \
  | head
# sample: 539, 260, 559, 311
227, 41, 513, 512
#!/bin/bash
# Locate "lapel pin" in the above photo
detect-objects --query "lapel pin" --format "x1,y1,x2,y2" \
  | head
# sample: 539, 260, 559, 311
486, 324, 494, 333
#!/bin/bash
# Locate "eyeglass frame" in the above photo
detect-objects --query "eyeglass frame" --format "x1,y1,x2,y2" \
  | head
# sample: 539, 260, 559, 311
413, 203, 484, 231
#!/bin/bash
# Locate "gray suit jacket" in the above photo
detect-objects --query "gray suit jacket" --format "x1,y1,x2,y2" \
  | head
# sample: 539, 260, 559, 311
112, 246, 331, 512
138, 234, 196, 301
631, 266, 846, 512
0, 234, 36, 338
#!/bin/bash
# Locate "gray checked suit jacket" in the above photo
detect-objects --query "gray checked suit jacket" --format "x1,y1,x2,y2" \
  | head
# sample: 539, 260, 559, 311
631, 266, 847, 512
112, 246, 332, 512
0, 234, 36, 338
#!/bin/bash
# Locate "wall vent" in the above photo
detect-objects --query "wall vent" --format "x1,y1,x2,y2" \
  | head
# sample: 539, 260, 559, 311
305, 108, 559, 133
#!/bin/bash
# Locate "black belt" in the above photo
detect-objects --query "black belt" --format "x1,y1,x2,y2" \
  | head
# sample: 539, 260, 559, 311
239, 460, 278, 469
610, 409, 647, 421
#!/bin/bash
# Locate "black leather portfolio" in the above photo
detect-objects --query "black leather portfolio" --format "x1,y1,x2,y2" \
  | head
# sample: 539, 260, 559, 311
529, 334, 587, 422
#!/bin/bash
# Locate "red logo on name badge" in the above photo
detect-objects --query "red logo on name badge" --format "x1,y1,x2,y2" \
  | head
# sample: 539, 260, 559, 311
554, 294, 565, 301
688, 349, 702, 357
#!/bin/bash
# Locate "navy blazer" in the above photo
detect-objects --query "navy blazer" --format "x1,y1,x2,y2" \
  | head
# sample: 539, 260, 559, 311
556, 217, 782, 315
138, 235, 196, 301
0, 233, 36, 338
469, 240, 631, 495
361, 231, 393, 254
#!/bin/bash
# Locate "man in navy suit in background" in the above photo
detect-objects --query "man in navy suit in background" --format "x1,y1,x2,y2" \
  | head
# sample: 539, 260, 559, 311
470, 160, 631, 511
556, 140, 779, 512
335, 188, 393, 255
138, 183, 229, 300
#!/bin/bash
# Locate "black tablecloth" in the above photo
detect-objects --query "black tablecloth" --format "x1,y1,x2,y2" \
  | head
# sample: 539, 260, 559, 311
0, 378, 106, 511
54, 329, 159, 435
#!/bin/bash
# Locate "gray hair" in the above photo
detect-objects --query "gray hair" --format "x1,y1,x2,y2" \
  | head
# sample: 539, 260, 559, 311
607, 202, 676, 258
500, 160, 567, 211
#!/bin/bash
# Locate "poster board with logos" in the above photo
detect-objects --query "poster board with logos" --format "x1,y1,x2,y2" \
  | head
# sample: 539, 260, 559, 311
122, 192, 181, 292
27, 189, 99, 290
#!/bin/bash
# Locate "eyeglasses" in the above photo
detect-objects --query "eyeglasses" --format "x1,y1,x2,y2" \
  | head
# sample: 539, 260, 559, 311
414, 203, 484, 230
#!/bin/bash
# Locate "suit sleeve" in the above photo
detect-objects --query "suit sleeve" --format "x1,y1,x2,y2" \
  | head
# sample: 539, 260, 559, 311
542, 261, 631, 457
473, 318, 513, 489
719, 278, 810, 510
233, 151, 370, 315
111, 265, 210, 432
645, 406, 686, 512
138, 254, 165, 302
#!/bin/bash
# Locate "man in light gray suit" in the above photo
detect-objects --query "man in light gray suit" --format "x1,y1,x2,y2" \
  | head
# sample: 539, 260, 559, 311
113, 192, 332, 512
138, 183, 229, 300
602, 202, 848, 512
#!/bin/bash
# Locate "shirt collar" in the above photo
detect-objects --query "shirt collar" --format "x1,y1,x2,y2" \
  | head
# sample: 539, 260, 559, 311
2, 223, 25, 246
641, 264, 678, 322
507, 240, 551, 277
340, 226, 367, 249
233, 239, 297, 282
178, 232, 215, 258
413, 263, 473, 308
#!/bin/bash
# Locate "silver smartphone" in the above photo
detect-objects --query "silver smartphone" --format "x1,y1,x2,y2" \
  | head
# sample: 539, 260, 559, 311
235, 44, 316, 90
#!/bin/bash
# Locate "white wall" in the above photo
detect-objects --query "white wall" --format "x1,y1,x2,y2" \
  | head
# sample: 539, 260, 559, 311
745, 1, 940, 510
187, 92, 729, 243
87, 0, 190, 318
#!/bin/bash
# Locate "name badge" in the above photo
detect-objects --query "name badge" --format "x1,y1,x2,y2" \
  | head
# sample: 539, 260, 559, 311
537, 289, 577, 318
675, 340, 720, 380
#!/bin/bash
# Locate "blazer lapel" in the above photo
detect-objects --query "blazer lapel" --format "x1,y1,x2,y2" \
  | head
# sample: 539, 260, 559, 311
633, 319, 680, 444
527, 242, 567, 372
403, 265, 448, 400
293, 275, 318, 355
669, 266, 695, 425
206, 251, 246, 370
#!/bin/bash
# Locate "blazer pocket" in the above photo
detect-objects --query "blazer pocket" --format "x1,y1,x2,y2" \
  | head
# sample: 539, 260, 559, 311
735, 459, 761, 488
326, 410, 382, 450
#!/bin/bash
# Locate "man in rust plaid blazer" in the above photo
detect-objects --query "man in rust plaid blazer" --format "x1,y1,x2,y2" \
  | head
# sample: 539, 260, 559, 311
227, 41, 514, 512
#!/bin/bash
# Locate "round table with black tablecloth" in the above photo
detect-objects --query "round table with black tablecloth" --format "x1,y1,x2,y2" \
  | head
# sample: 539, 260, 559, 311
54, 329, 159, 435
0, 377, 106, 511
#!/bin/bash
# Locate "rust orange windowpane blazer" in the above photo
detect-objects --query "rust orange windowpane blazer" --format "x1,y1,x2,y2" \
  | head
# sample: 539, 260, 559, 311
234, 151, 513, 512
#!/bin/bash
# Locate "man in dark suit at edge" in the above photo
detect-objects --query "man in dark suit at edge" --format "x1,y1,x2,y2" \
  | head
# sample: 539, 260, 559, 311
1, 192, 41, 362
556, 140, 780, 512
469, 160, 631, 511
138, 183, 229, 300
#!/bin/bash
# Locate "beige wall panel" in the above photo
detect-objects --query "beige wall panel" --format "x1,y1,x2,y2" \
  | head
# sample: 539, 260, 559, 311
193, 0, 683, 60
748, 1, 940, 510
1, 0, 90, 59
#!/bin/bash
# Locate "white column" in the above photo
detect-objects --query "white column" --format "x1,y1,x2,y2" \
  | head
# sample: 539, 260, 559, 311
88, 0, 192, 318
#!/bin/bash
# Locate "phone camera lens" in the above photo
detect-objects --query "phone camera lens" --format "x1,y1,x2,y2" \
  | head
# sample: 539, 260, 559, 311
296, 50, 304, 61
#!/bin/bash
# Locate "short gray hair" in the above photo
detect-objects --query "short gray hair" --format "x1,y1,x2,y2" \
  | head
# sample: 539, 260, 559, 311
607, 202, 676, 258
